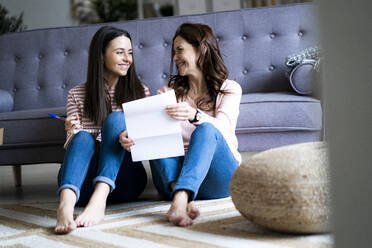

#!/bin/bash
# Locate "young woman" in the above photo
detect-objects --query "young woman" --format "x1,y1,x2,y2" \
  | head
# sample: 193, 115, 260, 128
124, 23, 242, 227
55, 26, 150, 234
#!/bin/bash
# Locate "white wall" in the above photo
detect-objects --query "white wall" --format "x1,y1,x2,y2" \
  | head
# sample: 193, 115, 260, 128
0, 0, 77, 30
212, 0, 241, 12
174, 0, 242, 15
174, 0, 207, 15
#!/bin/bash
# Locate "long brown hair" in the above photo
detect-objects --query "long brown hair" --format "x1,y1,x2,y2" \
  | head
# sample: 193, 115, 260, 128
169, 23, 228, 111
84, 26, 145, 125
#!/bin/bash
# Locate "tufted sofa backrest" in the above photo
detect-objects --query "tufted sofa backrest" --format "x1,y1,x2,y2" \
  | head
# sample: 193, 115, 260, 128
0, 3, 318, 112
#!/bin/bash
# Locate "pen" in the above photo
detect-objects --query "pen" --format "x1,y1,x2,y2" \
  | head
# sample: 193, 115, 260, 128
48, 113, 66, 121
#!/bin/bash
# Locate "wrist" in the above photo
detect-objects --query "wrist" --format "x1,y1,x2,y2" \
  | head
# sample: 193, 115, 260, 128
189, 108, 197, 121
189, 109, 201, 123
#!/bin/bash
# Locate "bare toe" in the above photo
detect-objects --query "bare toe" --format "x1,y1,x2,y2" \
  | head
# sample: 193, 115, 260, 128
167, 202, 192, 226
75, 203, 105, 228
187, 202, 200, 219
168, 212, 192, 226
55, 207, 76, 234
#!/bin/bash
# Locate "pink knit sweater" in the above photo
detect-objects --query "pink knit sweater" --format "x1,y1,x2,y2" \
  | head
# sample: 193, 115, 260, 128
160, 79, 242, 164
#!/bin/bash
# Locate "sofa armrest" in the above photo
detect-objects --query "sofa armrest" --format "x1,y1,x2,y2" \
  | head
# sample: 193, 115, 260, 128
0, 89, 14, 113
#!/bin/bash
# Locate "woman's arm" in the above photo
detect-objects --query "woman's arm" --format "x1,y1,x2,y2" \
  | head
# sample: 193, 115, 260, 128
159, 81, 242, 132
142, 84, 151, 97
157, 85, 197, 121
65, 88, 83, 134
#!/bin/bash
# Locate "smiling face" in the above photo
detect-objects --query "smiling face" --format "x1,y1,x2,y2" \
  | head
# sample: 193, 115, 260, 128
172, 36, 201, 78
103, 35, 133, 78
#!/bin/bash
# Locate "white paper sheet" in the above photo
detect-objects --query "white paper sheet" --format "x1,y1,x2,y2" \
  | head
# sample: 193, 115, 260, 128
122, 90, 185, 161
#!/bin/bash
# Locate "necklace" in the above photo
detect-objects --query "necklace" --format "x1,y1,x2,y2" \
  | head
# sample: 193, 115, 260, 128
190, 87, 198, 95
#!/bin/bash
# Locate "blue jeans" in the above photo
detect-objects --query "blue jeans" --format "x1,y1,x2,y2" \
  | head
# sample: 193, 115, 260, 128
57, 112, 147, 206
150, 122, 238, 201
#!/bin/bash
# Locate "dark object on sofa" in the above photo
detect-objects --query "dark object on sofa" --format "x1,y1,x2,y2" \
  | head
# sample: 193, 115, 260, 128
0, 3, 322, 186
288, 59, 321, 95
285, 46, 322, 95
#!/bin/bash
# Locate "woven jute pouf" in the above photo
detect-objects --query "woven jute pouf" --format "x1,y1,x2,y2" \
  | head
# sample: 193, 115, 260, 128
230, 141, 330, 234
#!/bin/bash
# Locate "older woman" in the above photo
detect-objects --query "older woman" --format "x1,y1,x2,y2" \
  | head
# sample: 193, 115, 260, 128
128, 23, 241, 226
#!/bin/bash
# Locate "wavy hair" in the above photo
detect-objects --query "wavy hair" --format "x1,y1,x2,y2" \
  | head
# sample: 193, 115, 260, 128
168, 23, 228, 111
84, 26, 145, 125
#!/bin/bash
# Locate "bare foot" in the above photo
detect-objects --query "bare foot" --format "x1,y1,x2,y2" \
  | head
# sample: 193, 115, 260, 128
187, 201, 200, 219
55, 205, 77, 233
168, 190, 193, 227
75, 182, 109, 227
55, 189, 77, 234
75, 201, 106, 227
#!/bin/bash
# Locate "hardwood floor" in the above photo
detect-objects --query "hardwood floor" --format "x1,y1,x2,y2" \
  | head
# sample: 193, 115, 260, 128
0, 162, 158, 204
0, 152, 256, 204
0, 163, 60, 204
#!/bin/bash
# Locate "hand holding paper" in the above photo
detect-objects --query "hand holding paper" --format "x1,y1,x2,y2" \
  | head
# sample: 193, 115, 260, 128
122, 90, 185, 161
165, 101, 197, 121
119, 130, 135, 152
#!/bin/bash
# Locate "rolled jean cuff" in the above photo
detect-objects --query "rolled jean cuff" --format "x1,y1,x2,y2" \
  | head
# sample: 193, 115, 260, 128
93, 176, 115, 192
172, 185, 196, 202
57, 184, 80, 201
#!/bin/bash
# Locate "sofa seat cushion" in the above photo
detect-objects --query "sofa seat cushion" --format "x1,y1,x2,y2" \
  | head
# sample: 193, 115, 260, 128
237, 92, 322, 134
0, 107, 66, 146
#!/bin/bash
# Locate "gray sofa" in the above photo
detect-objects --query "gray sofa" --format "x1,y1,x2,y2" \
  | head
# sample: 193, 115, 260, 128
0, 3, 322, 185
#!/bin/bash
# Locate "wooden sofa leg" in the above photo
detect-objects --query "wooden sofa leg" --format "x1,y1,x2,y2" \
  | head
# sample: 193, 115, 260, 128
12, 165, 22, 187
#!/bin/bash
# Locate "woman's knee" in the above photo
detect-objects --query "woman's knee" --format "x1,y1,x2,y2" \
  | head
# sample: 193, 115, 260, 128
102, 111, 126, 133
71, 131, 95, 147
191, 122, 219, 139
104, 111, 125, 126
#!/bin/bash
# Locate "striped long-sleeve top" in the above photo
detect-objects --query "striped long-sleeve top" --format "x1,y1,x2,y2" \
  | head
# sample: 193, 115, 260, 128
66, 83, 151, 142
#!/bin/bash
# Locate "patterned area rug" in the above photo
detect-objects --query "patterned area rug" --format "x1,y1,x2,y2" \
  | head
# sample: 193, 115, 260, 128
0, 198, 332, 248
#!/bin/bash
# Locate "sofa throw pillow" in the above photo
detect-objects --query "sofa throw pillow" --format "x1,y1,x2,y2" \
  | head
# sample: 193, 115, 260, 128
285, 47, 321, 95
